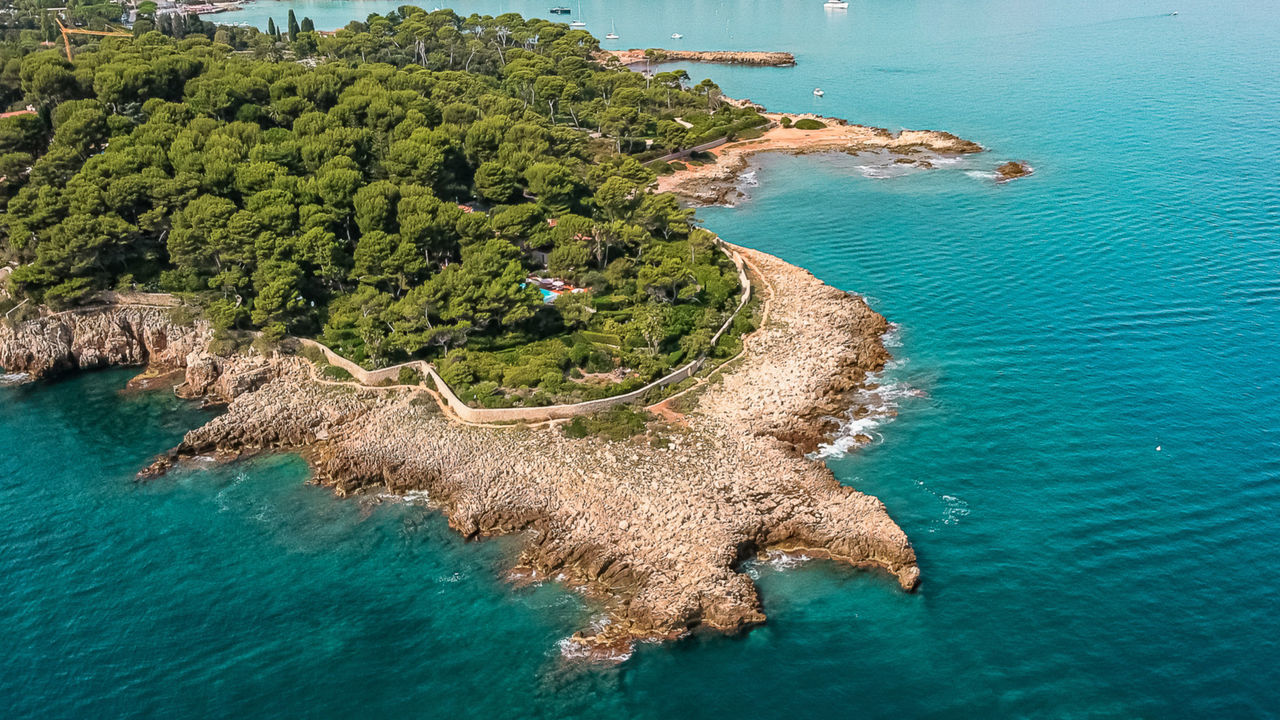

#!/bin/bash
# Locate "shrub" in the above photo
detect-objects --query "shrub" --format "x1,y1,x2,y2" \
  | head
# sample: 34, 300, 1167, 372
298, 345, 325, 365
780, 116, 792, 128
577, 330, 622, 346
166, 305, 198, 326
397, 366, 422, 385
252, 323, 287, 356
206, 297, 248, 331
793, 118, 827, 130
562, 406, 650, 441
321, 364, 351, 381
208, 329, 251, 357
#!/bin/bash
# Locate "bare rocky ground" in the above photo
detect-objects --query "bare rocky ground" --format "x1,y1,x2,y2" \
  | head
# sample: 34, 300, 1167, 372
0, 245, 916, 660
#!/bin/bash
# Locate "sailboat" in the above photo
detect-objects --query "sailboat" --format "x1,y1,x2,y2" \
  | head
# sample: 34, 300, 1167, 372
569, 0, 586, 27
605, 20, 619, 40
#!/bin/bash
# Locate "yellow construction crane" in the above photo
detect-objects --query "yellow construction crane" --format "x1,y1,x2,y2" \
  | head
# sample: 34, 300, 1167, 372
55, 18, 131, 61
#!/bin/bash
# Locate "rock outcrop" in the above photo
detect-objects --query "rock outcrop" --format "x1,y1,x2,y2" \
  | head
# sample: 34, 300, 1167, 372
1, 246, 918, 661
996, 160, 1034, 182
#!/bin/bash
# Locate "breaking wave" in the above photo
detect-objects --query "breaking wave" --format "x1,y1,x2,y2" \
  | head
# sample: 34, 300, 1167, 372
812, 376, 926, 459
556, 614, 634, 663
369, 489, 432, 505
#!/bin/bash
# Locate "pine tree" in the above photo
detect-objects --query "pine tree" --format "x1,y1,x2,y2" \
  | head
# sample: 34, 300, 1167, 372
39, 11, 56, 43
287, 9, 300, 42
301, 16, 315, 34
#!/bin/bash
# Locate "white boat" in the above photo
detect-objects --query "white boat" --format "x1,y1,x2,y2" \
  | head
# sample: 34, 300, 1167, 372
824, 0, 849, 8
605, 19, 618, 39
813, 88, 824, 97
671, 32, 683, 39
569, 0, 586, 26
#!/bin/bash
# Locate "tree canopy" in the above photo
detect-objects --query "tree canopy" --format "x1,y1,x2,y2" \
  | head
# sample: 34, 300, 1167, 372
0, 6, 754, 407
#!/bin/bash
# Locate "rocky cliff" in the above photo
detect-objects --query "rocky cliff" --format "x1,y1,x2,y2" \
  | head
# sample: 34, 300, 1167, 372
0, 305, 210, 380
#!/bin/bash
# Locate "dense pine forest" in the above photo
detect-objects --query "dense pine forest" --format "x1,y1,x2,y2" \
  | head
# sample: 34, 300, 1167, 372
0, 5, 767, 406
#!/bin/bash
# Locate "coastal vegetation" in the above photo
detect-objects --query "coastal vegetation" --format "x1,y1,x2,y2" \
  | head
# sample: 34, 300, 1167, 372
0, 6, 769, 406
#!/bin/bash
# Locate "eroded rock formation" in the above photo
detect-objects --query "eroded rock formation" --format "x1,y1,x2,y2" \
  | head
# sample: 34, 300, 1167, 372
0, 305, 210, 380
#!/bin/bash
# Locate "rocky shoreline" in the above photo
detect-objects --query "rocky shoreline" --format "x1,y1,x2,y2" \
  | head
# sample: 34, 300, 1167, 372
0, 245, 917, 661
658, 111, 986, 206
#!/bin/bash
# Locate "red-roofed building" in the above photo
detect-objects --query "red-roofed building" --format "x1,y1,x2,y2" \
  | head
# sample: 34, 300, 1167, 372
0, 105, 36, 119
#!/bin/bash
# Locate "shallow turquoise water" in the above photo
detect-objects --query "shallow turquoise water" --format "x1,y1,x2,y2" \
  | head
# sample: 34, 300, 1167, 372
8, 0, 1280, 716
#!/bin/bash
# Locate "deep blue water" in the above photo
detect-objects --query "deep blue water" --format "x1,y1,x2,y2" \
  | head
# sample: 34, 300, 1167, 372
6, 0, 1280, 716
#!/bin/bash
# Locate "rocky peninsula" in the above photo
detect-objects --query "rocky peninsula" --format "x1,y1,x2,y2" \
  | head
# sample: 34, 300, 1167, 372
659, 111, 986, 205
602, 49, 796, 67
0, 243, 916, 661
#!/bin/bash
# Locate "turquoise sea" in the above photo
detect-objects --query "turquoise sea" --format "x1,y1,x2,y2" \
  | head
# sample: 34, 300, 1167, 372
6, 0, 1280, 716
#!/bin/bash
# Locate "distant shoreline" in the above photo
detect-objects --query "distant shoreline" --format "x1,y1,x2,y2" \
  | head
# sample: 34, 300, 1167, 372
658, 108, 985, 205
601, 49, 796, 67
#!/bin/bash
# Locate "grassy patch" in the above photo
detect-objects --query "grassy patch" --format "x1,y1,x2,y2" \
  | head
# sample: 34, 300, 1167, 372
321, 364, 352, 381
562, 406, 651, 441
